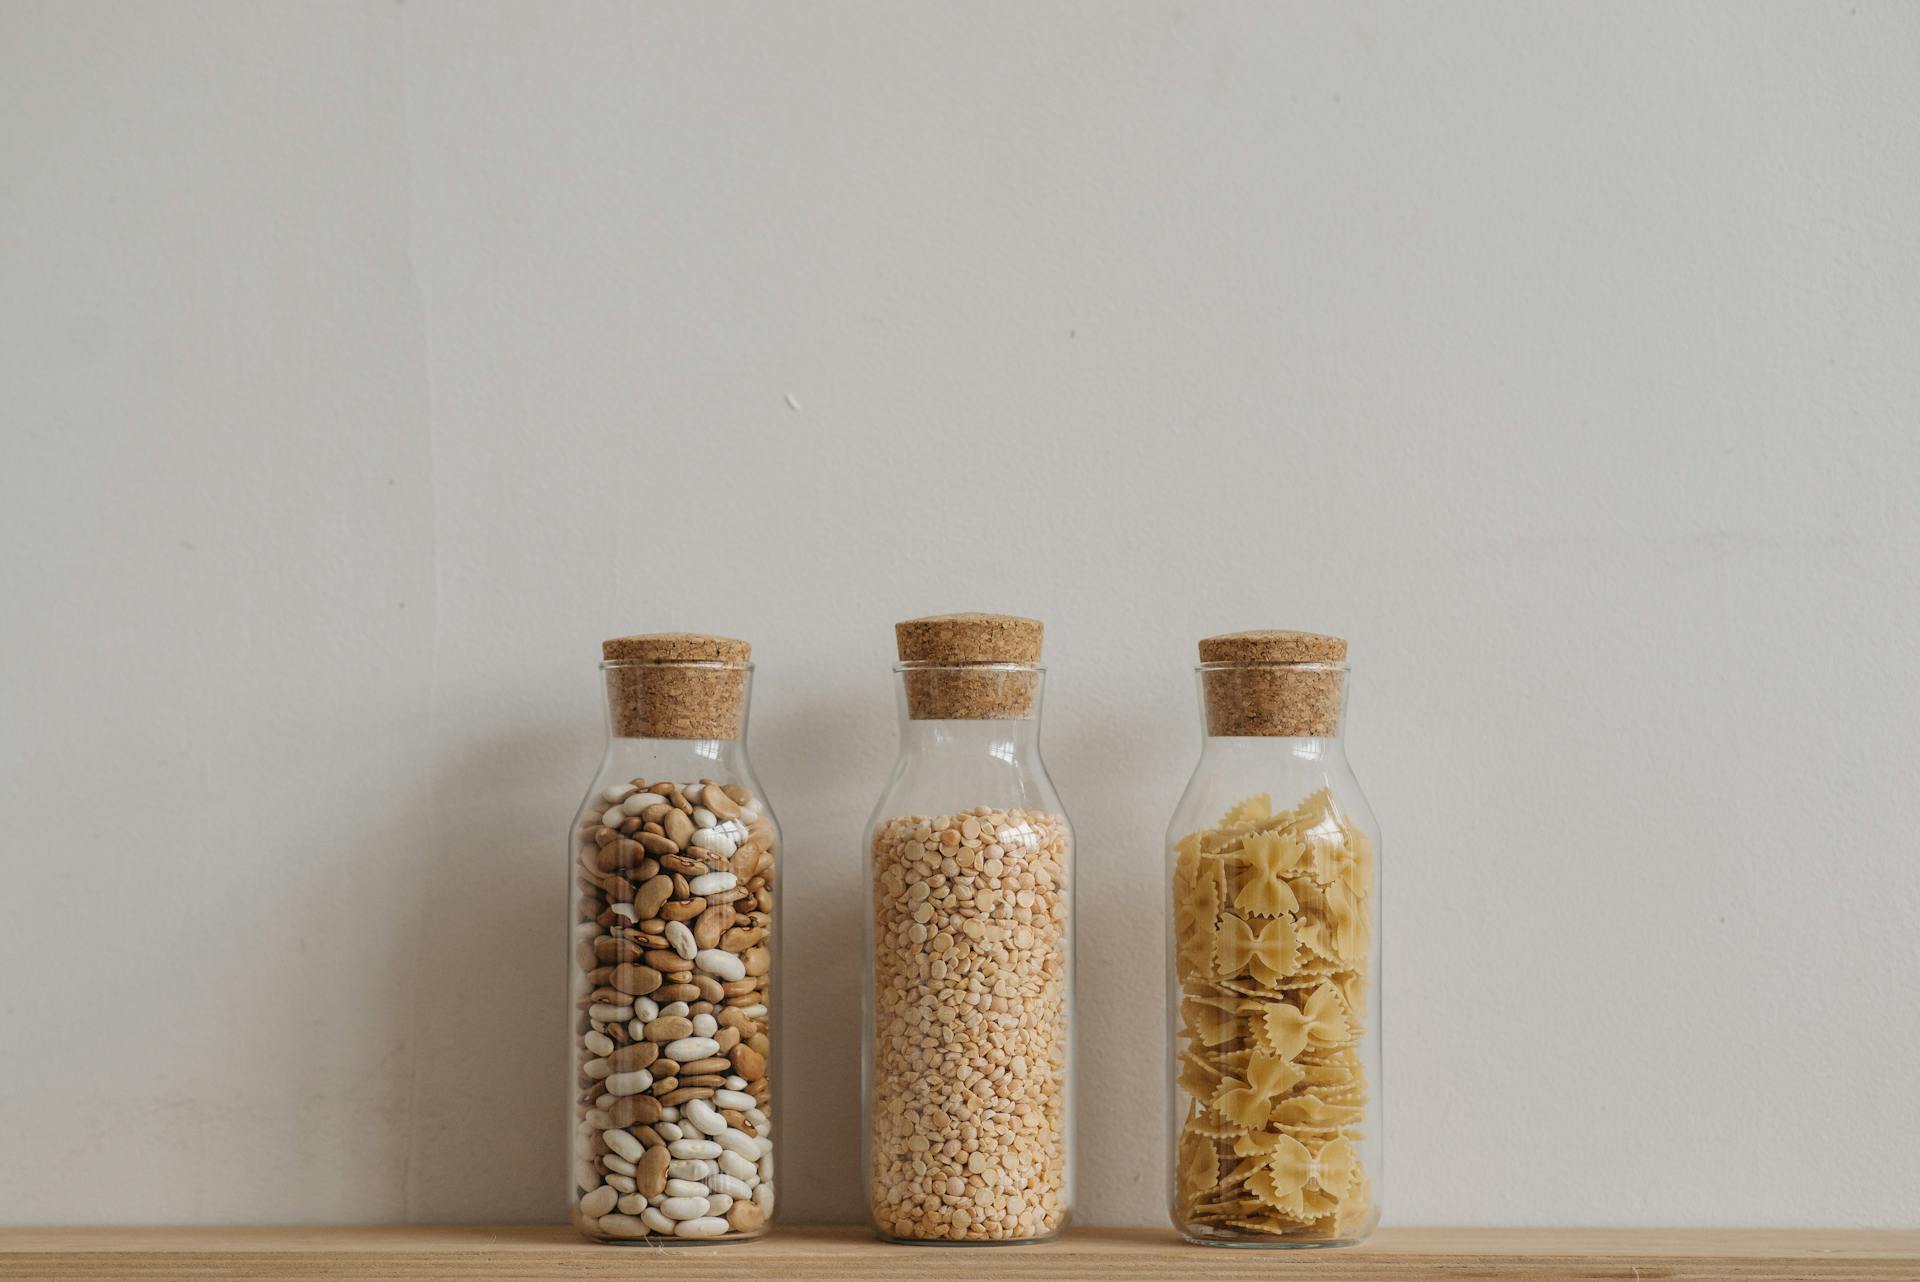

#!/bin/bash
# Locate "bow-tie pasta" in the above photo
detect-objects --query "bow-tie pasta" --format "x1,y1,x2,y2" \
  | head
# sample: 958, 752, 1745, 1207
1171, 790, 1374, 1241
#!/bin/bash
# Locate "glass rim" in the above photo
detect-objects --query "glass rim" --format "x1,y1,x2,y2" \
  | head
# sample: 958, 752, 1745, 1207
893, 660, 1046, 674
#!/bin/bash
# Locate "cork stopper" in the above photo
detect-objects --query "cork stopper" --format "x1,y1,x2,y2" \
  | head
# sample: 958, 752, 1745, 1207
1199, 630, 1348, 737
895, 613, 1043, 720
602, 633, 750, 739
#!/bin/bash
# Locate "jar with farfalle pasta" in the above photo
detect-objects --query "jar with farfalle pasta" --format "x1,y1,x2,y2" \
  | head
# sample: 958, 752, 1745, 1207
1166, 630, 1381, 1248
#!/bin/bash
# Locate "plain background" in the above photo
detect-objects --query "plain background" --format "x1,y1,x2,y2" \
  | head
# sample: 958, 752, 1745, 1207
4, 0, 1918, 1230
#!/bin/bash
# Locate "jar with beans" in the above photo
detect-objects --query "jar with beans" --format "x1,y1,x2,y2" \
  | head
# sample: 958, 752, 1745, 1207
1166, 630, 1382, 1247
863, 613, 1075, 1244
569, 634, 777, 1243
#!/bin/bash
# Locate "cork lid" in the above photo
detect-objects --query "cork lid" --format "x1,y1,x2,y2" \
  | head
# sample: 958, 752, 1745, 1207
894, 613, 1043, 720
603, 633, 751, 666
895, 613, 1044, 665
1198, 630, 1347, 666
1198, 629, 1349, 738
601, 633, 750, 740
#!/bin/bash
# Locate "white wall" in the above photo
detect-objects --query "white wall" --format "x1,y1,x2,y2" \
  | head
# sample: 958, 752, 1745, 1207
3, 0, 1917, 1230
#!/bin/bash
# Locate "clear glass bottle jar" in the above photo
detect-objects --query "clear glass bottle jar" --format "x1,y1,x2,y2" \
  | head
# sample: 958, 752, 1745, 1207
1166, 630, 1381, 1247
863, 613, 1074, 1244
568, 634, 779, 1244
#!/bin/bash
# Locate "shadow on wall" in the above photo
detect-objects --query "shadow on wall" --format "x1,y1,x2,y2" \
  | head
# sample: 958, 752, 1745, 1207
377, 678, 1154, 1226
754, 685, 870, 1225
398, 717, 578, 1223
391, 689, 876, 1225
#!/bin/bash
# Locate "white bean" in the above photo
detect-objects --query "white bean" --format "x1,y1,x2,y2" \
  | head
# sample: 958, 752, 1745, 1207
675, 1217, 730, 1239
691, 807, 717, 829
688, 871, 737, 896
599, 1213, 648, 1239
658, 1105, 680, 1122
755, 1183, 775, 1213
718, 1151, 757, 1182
668, 1158, 716, 1181
669, 1138, 722, 1159
655, 1121, 683, 1142
724, 1075, 746, 1091
663, 921, 697, 960
609, 903, 637, 922
588, 1003, 632, 1023
740, 1004, 767, 1019
617, 1193, 647, 1215
579, 1186, 617, 1218
603, 1070, 652, 1096
583, 1031, 615, 1057
605, 1173, 637, 1194
602, 784, 638, 805
715, 1128, 759, 1159
634, 998, 660, 1022
738, 805, 760, 823
713, 1089, 755, 1110
595, 1093, 616, 1109
665, 1036, 720, 1061
603, 1153, 636, 1176
746, 1107, 769, 1129
640, 1207, 676, 1234
753, 1135, 773, 1159
758, 1154, 774, 1181
666, 1178, 710, 1198
601, 806, 627, 827
683, 1098, 728, 1137
694, 951, 745, 982
584, 1109, 613, 1130
603, 1129, 644, 1163
660, 1001, 690, 1017
688, 830, 737, 860
706, 1193, 733, 1215
620, 792, 655, 815
583, 1058, 612, 1080
681, 784, 704, 804
691, 1013, 718, 1038
659, 1196, 709, 1221
710, 1174, 753, 1200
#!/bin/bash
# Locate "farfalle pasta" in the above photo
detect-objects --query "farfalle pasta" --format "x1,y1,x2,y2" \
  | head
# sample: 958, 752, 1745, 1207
1171, 789, 1375, 1242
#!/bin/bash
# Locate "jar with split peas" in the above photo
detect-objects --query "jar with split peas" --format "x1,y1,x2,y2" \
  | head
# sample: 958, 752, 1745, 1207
863, 613, 1074, 1243
568, 634, 778, 1243
1166, 631, 1382, 1247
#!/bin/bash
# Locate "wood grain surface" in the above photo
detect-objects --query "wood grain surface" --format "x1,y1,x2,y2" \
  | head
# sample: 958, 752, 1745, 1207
2, 1224, 1916, 1280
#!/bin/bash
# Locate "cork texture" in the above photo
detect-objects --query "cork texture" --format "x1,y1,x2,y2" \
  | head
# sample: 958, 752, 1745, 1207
1199, 630, 1348, 737
895, 613, 1043, 720
601, 633, 750, 740
895, 613, 1044, 665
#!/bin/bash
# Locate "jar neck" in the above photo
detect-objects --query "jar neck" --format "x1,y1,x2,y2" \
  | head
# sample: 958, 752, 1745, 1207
894, 715, 1043, 760
599, 734, 751, 778
1196, 731, 1348, 767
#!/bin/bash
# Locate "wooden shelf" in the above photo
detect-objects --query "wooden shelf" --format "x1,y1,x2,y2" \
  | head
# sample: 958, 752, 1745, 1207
2, 1224, 1915, 1280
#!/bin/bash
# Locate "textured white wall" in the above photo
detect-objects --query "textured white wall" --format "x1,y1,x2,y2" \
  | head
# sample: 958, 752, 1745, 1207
3, 0, 1917, 1230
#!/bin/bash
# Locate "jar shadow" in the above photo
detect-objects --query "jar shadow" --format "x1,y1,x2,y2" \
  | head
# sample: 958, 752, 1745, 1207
394, 717, 581, 1223
745, 682, 876, 1226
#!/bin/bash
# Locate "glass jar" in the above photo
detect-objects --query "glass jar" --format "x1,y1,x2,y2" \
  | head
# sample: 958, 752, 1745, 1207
863, 613, 1074, 1244
1166, 630, 1381, 1247
568, 634, 778, 1243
